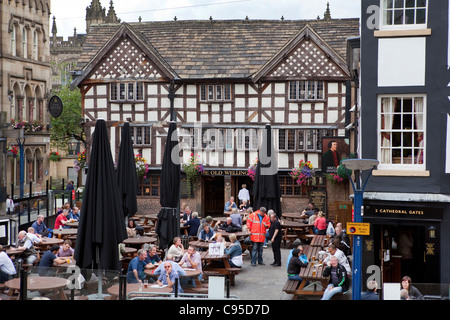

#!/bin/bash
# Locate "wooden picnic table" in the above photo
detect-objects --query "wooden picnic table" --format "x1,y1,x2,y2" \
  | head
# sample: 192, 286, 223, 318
200, 251, 241, 286
65, 221, 79, 228
280, 220, 313, 247
189, 240, 230, 250
310, 235, 328, 248
294, 245, 328, 297
107, 282, 173, 300
281, 212, 304, 221
52, 228, 78, 240
35, 237, 64, 251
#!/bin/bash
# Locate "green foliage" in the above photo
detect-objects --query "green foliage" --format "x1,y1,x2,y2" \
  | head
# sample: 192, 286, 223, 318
50, 85, 85, 153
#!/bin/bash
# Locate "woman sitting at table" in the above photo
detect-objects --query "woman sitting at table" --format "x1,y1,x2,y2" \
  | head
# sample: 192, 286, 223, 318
287, 248, 308, 284
313, 211, 327, 235
224, 234, 243, 268
168, 237, 185, 262
126, 219, 144, 238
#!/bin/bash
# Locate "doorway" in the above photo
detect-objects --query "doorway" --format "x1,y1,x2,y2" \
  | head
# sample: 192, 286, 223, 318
373, 223, 440, 284
234, 176, 254, 207
203, 176, 224, 217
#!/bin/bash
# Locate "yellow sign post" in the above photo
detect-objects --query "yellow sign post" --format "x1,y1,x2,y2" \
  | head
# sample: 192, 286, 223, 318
347, 222, 370, 236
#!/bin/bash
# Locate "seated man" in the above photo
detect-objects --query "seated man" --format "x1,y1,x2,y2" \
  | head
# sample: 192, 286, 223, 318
126, 249, 149, 284
17, 231, 38, 265
54, 209, 70, 230
183, 211, 200, 237
57, 240, 74, 258
38, 245, 67, 276
157, 262, 183, 293
31, 215, 51, 237
153, 254, 186, 276
224, 197, 238, 212
68, 207, 81, 221
178, 245, 202, 287
0, 245, 16, 283
321, 256, 349, 300
199, 222, 215, 242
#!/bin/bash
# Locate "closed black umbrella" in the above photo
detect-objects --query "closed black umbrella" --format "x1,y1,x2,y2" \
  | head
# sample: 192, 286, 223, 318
117, 122, 138, 218
156, 121, 181, 249
75, 119, 128, 272
253, 124, 282, 218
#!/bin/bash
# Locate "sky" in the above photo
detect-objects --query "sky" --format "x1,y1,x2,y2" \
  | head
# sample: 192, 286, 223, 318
51, 0, 361, 38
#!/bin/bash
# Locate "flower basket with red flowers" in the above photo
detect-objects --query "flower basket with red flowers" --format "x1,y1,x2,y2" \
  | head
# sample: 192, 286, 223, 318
49, 151, 62, 162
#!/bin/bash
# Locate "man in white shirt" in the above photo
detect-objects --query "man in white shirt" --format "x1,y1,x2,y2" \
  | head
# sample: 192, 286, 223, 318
0, 245, 16, 283
6, 195, 14, 214
323, 243, 351, 275
238, 184, 250, 205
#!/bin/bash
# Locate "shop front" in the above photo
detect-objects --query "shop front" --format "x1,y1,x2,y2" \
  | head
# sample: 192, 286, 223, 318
362, 200, 443, 290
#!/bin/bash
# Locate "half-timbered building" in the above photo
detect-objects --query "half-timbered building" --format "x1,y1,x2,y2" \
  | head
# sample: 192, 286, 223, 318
71, 18, 359, 216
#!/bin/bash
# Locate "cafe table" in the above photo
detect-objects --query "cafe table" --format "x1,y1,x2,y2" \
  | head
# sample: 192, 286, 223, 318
107, 282, 173, 300
65, 221, 79, 228
122, 236, 157, 249
189, 240, 230, 251
5, 246, 25, 257
295, 245, 328, 297
4, 276, 69, 300
280, 220, 313, 247
52, 228, 78, 240
281, 212, 304, 221
144, 267, 203, 287
200, 251, 240, 286
35, 237, 64, 251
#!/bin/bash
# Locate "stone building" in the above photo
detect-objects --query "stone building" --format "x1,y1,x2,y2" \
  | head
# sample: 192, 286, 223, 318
0, 0, 52, 201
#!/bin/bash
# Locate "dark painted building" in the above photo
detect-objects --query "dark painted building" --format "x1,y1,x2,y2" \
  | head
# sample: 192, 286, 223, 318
360, 0, 450, 292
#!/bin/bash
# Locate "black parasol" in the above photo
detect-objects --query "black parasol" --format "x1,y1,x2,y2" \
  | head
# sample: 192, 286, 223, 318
117, 122, 138, 218
155, 121, 181, 249
253, 124, 282, 218
75, 119, 128, 272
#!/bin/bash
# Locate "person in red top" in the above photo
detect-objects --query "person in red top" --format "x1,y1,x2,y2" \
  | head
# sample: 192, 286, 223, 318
54, 209, 70, 229
246, 207, 270, 267
313, 211, 327, 235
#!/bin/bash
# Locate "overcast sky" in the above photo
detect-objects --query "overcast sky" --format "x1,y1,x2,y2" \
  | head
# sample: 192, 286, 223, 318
51, 0, 361, 37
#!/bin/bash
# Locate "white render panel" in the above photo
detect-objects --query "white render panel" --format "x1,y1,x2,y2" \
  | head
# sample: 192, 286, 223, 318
289, 103, 298, 111
200, 113, 208, 123
293, 153, 306, 166
235, 98, 246, 108
111, 103, 120, 112
223, 104, 232, 112
301, 113, 311, 123
237, 151, 246, 166
200, 104, 208, 112
328, 97, 339, 107
328, 110, 339, 123
135, 113, 145, 121
135, 104, 144, 112
186, 112, 196, 123
123, 104, 132, 112
235, 84, 245, 95
315, 103, 324, 110
148, 84, 158, 95
211, 113, 220, 123
148, 111, 158, 121
248, 86, 258, 95
111, 113, 120, 121
235, 111, 245, 122
143, 148, 153, 165
262, 97, 271, 108
97, 111, 107, 120
302, 103, 311, 111
328, 82, 339, 94
275, 83, 285, 94
110, 129, 116, 157
174, 97, 184, 108
85, 98, 94, 110
278, 153, 289, 168
274, 97, 284, 107
211, 104, 220, 112
248, 98, 258, 108
261, 113, 270, 123
223, 114, 232, 122
314, 113, 324, 123
308, 153, 319, 169
224, 151, 234, 166
148, 98, 158, 108
161, 97, 170, 108
378, 37, 426, 87
97, 85, 107, 96
186, 98, 196, 108
289, 113, 298, 124
275, 111, 285, 123
186, 85, 196, 95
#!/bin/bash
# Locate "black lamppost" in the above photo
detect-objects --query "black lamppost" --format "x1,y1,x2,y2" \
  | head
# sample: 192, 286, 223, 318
16, 129, 25, 198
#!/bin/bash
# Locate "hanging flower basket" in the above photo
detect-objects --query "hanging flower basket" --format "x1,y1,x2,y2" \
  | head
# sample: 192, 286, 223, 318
73, 150, 86, 173
182, 153, 204, 195
290, 159, 314, 185
7, 145, 20, 159
49, 151, 62, 162
247, 158, 258, 181
135, 154, 149, 178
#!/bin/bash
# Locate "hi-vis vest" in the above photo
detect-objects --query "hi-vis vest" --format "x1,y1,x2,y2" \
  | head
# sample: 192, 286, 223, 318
246, 211, 270, 243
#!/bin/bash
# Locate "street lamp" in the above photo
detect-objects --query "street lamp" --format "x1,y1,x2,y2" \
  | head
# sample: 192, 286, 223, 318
68, 135, 80, 155
16, 129, 26, 198
341, 158, 379, 301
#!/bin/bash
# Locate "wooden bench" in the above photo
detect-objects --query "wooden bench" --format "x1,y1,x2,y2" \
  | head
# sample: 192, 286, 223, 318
282, 280, 300, 295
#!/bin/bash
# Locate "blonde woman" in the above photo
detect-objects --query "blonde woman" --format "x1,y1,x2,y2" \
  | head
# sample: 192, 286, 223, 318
313, 211, 327, 235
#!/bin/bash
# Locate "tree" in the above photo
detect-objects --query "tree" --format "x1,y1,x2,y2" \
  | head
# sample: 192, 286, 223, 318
50, 85, 85, 153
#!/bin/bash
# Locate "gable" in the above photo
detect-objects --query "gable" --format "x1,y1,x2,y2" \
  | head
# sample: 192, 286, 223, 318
267, 38, 348, 79
253, 26, 351, 82
89, 37, 163, 80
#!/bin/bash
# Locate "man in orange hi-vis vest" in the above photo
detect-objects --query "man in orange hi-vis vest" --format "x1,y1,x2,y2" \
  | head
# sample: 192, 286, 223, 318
246, 207, 270, 267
